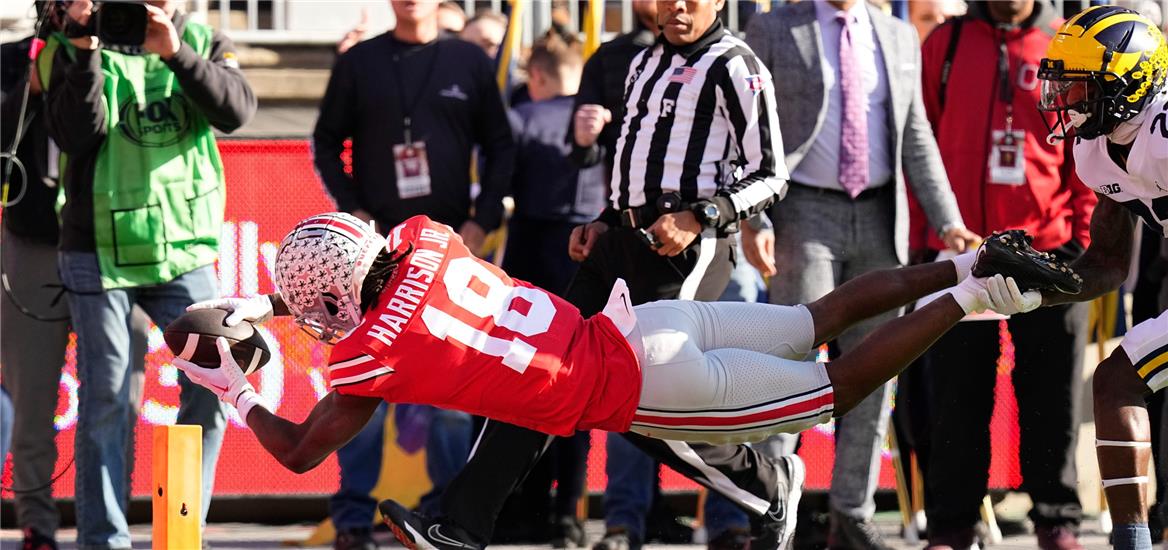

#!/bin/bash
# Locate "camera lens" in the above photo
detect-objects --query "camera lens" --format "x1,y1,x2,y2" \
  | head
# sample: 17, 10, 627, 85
105, 9, 130, 33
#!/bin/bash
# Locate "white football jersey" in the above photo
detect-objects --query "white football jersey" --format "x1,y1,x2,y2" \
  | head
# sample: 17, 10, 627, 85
1073, 90, 1168, 235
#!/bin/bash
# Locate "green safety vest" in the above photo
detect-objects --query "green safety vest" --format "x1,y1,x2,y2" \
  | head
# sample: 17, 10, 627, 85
39, 24, 224, 290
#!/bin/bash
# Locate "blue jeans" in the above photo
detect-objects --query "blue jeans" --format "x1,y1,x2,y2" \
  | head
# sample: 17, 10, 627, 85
721, 235, 767, 304
59, 252, 225, 550
604, 433, 653, 540
418, 407, 473, 516
331, 402, 389, 531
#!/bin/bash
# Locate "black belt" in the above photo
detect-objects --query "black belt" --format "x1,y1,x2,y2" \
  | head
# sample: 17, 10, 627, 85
619, 203, 663, 229
618, 192, 687, 229
789, 181, 891, 201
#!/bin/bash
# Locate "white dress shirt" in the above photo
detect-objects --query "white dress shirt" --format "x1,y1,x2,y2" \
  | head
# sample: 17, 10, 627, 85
789, 0, 893, 191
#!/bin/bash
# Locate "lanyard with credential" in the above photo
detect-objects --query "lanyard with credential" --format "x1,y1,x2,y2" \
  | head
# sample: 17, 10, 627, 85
392, 41, 442, 145
997, 32, 1016, 136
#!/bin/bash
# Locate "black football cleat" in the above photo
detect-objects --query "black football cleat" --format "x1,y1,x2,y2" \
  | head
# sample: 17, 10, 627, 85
753, 454, 805, 550
378, 499, 482, 550
971, 229, 1083, 294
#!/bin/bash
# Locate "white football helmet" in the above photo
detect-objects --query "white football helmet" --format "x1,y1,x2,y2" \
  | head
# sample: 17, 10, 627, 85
274, 213, 386, 343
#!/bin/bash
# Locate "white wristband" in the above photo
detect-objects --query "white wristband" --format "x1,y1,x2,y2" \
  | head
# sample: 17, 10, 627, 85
950, 250, 977, 282
947, 277, 986, 315
235, 389, 270, 428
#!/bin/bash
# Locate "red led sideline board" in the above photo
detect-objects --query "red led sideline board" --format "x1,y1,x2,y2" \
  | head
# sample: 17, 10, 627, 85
0, 140, 1022, 499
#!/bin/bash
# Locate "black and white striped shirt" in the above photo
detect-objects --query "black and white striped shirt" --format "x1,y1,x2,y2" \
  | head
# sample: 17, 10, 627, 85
608, 20, 788, 227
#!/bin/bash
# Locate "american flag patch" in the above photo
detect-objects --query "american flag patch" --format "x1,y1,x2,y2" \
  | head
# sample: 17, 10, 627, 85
669, 67, 698, 84
744, 74, 769, 95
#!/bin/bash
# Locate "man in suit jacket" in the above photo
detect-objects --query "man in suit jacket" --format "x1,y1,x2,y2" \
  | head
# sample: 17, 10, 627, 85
744, 2, 977, 548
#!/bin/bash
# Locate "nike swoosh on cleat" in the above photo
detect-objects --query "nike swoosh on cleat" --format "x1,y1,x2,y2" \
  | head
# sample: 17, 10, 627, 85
427, 525, 476, 549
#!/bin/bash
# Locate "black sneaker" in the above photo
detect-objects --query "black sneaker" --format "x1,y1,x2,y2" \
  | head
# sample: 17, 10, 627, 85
753, 454, 805, 550
378, 499, 481, 550
334, 527, 378, 550
971, 230, 1083, 294
827, 509, 893, 550
708, 527, 752, 550
551, 516, 588, 548
21, 528, 58, 550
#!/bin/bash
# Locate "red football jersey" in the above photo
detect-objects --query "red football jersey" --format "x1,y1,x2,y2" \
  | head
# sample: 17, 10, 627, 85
326, 215, 641, 436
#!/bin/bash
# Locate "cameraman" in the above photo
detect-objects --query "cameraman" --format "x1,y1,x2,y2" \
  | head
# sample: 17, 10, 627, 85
41, 1, 255, 547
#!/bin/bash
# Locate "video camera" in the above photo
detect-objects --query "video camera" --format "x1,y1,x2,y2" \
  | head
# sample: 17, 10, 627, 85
62, 1, 148, 48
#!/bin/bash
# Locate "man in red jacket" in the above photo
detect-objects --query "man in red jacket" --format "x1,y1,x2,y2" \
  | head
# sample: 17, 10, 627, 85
908, 1, 1097, 549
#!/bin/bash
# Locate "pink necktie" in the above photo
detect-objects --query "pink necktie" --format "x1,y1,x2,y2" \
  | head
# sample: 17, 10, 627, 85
837, 13, 869, 198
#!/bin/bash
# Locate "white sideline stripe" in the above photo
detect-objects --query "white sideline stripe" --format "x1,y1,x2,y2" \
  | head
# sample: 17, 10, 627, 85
1102, 476, 1149, 488
329, 354, 376, 371
180, 333, 200, 360
1096, 439, 1152, 448
678, 231, 717, 300
330, 366, 394, 386
663, 439, 771, 514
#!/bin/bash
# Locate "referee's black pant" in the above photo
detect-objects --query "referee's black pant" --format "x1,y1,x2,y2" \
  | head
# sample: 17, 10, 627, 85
441, 227, 783, 543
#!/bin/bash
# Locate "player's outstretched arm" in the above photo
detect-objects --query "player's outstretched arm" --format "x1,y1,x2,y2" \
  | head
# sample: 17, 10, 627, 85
173, 337, 381, 473
1045, 195, 1136, 306
245, 390, 382, 474
826, 292, 969, 414
806, 258, 961, 345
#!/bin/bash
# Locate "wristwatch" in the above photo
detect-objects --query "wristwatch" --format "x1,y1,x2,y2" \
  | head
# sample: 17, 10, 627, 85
692, 200, 720, 228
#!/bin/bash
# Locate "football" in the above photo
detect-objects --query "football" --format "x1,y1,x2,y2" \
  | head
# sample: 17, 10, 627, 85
164, 308, 271, 375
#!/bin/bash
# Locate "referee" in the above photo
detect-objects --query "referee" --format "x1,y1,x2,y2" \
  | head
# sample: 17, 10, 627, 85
383, 2, 798, 549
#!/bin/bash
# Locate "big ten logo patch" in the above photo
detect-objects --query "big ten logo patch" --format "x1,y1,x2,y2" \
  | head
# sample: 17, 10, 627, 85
118, 89, 194, 147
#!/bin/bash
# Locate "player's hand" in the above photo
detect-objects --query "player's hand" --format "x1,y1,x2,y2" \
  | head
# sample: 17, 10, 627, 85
740, 222, 777, 277
173, 338, 253, 404
337, 8, 369, 54
573, 104, 611, 148
143, 3, 181, 59
66, 0, 99, 50
458, 220, 487, 256
941, 226, 981, 253
980, 275, 1042, 315
173, 338, 268, 423
568, 221, 609, 262
186, 295, 275, 326
648, 211, 700, 257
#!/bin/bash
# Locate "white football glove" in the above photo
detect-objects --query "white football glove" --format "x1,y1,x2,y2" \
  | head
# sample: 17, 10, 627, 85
172, 337, 269, 425
980, 275, 1042, 315
947, 275, 989, 315
187, 295, 274, 326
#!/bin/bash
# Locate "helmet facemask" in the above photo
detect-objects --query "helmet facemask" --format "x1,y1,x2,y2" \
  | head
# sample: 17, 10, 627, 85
1038, 60, 1127, 141
274, 213, 387, 345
